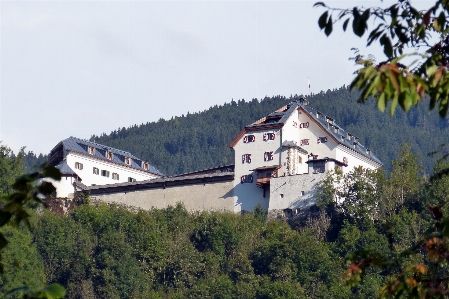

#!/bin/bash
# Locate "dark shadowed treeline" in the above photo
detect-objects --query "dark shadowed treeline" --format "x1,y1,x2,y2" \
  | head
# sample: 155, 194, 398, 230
89, 87, 449, 176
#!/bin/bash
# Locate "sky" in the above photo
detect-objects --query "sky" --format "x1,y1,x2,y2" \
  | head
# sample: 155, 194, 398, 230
0, 0, 432, 155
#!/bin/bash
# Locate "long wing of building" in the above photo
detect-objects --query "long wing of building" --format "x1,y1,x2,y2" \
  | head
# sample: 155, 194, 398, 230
48, 136, 164, 198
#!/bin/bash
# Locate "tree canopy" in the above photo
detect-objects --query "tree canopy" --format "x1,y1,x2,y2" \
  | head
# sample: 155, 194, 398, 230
315, 0, 449, 117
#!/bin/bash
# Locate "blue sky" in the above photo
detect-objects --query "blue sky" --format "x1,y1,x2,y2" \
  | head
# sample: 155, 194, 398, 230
0, 0, 431, 154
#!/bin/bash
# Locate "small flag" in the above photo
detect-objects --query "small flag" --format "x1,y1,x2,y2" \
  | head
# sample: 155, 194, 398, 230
308, 77, 311, 94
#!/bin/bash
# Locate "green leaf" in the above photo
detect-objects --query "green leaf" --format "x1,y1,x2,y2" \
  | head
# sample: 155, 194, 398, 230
380, 35, 393, 58
318, 11, 328, 29
41, 283, 66, 299
360, 8, 370, 23
313, 2, 326, 8
377, 93, 386, 112
325, 15, 333, 36
399, 91, 412, 112
343, 18, 350, 31
352, 7, 367, 37
43, 165, 62, 181
390, 95, 399, 116
439, 98, 448, 117
38, 181, 56, 196
12, 177, 30, 192
437, 11, 446, 32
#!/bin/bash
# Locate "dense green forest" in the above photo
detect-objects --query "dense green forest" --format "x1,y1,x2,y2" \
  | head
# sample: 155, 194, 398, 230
1, 144, 448, 298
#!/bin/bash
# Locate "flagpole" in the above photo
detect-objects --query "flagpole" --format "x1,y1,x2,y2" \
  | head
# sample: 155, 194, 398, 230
308, 77, 311, 95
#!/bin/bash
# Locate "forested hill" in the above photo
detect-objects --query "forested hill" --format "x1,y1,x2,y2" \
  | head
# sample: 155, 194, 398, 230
88, 86, 449, 176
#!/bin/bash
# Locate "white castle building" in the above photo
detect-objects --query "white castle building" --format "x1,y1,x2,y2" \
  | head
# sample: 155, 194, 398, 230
52, 99, 382, 217
48, 137, 164, 198
229, 98, 382, 216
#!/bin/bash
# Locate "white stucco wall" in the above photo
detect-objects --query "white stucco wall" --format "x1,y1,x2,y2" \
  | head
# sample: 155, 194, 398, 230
233, 129, 281, 213
269, 172, 327, 211
66, 153, 159, 188
91, 180, 235, 212
335, 146, 381, 174
296, 109, 338, 160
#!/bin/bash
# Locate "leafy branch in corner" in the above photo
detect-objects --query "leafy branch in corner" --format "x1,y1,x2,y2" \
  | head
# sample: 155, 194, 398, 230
0, 165, 66, 299
315, 0, 449, 117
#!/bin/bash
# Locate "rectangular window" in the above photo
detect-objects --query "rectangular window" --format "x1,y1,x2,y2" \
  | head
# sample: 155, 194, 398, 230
88, 146, 95, 155
243, 135, 256, 143
240, 175, 253, 184
101, 170, 110, 177
125, 157, 131, 165
313, 161, 325, 173
300, 139, 310, 146
263, 132, 275, 141
107, 152, 113, 160
143, 162, 149, 170
317, 137, 328, 144
93, 167, 99, 175
242, 154, 252, 164
112, 173, 119, 180
264, 151, 274, 161
75, 162, 83, 170
128, 177, 136, 183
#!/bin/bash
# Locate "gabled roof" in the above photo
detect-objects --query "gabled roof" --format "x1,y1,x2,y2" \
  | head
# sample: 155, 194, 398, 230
298, 103, 382, 165
229, 99, 382, 166
49, 137, 164, 176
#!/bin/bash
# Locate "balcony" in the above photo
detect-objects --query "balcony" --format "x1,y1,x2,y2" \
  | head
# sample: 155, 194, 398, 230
251, 165, 281, 188
256, 177, 271, 187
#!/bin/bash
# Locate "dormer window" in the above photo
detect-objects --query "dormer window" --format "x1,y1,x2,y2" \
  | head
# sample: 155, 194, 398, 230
107, 152, 113, 160
125, 157, 131, 165
143, 162, 149, 170
88, 146, 95, 155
